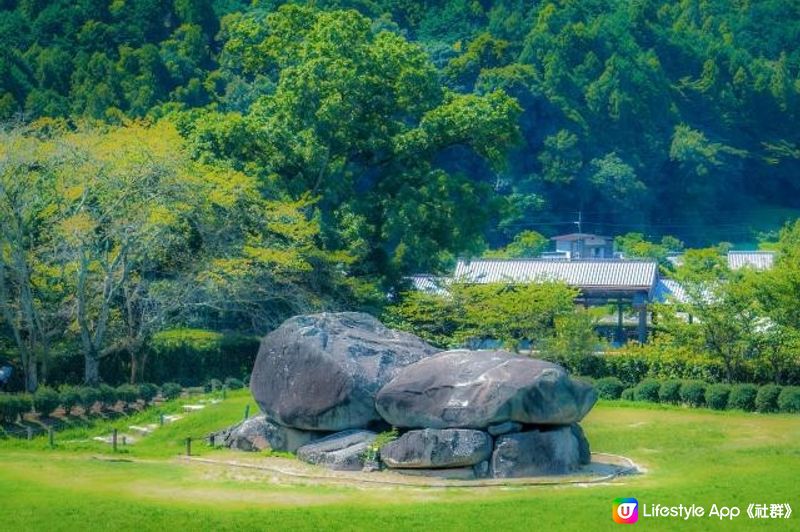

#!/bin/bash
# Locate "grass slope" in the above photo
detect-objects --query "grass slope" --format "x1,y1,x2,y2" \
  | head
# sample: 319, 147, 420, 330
0, 396, 797, 531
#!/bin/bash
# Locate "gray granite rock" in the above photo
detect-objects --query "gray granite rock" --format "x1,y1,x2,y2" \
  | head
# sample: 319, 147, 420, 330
488, 421, 523, 436
250, 312, 438, 431
296, 430, 377, 471
376, 350, 597, 429
212, 415, 321, 452
380, 428, 492, 469
570, 423, 591, 465
491, 426, 583, 478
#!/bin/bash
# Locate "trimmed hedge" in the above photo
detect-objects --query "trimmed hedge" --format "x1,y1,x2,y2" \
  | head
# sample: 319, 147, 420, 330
0, 394, 32, 422
777, 386, 800, 413
116, 384, 138, 403
756, 385, 782, 413
727, 384, 758, 411
33, 386, 61, 416
595, 377, 624, 399
79, 386, 101, 409
138, 383, 159, 402
161, 382, 182, 400
205, 378, 223, 393
224, 377, 245, 390
705, 384, 731, 410
658, 380, 682, 404
633, 379, 661, 402
59, 386, 81, 414
680, 380, 707, 407
96, 384, 116, 405
621, 388, 635, 401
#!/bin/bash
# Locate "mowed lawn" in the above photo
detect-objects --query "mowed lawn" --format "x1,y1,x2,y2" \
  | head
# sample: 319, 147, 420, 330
1, 393, 797, 531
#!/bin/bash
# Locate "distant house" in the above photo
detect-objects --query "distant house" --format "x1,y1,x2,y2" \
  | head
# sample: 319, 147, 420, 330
453, 258, 658, 342
551, 233, 614, 259
727, 251, 775, 271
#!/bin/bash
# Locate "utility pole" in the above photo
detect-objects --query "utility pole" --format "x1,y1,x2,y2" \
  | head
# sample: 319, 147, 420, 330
575, 211, 583, 234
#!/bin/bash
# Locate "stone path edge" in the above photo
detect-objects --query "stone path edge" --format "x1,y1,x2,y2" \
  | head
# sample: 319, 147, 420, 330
179, 452, 641, 489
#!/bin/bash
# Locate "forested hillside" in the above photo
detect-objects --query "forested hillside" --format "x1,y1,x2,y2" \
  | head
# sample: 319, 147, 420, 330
2, 0, 799, 249
1, 1, 800, 388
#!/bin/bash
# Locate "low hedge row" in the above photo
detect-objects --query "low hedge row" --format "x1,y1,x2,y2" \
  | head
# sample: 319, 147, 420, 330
589, 376, 800, 413
1, 376, 242, 422
1, 382, 178, 422
548, 349, 800, 387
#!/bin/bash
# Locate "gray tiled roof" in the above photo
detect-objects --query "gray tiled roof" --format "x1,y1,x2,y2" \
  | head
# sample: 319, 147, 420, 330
654, 279, 689, 303
404, 275, 448, 295
727, 251, 775, 271
454, 259, 658, 291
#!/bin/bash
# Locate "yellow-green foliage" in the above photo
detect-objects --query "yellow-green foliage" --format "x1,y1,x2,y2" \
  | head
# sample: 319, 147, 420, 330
384, 281, 577, 349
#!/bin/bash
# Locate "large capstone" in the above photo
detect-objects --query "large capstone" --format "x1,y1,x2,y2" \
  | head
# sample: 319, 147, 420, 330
250, 312, 438, 431
212, 415, 321, 452
296, 430, 376, 471
375, 350, 597, 429
491, 426, 586, 478
380, 429, 493, 469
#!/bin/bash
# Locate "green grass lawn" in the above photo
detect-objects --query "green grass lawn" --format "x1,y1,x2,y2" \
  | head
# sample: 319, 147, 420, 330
1, 394, 797, 531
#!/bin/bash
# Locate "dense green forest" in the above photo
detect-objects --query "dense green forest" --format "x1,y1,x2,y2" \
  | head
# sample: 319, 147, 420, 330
2, 0, 799, 248
1, 0, 799, 389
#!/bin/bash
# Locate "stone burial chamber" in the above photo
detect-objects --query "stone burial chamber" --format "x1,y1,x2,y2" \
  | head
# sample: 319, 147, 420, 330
216, 312, 598, 478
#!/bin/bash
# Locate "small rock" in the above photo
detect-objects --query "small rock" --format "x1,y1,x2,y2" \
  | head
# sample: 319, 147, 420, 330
570, 423, 591, 465
491, 427, 583, 478
488, 421, 523, 436
380, 428, 492, 469
214, 415, 322, 452
296, 430, 377, 471
473, 460, 490, 478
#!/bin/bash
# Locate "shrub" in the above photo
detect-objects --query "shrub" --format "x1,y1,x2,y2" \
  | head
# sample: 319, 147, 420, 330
78, 386, 100, 409
161, 382, 182, 400
96, 384, 116, 405
0, 394, 29, 423
224, 377, 244, 390
658, 380, 682, 404
116, 384, 138, 403
595, 377, 624, 400
33, 386, 61, 416
679, 380, 707, 407
756, 384, 782, 413
205, 378, 223, 393
59, 386, 82, 414
705, 383, 731, 410
633, 379, 661, 402
137, 383, 159, 402
727, 384, 758, 411
620, 388, 635, 401
777, 386, 800, 413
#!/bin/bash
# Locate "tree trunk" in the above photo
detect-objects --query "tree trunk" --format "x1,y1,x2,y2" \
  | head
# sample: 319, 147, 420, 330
84, 355, 100, 385
24, 357, 38, 393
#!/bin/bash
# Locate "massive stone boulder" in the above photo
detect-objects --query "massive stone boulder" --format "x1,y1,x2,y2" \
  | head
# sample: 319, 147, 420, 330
296, 430, 376, 471
490, 425, 589, 478
212, 415, 322, 453
380, 429, 493, 469
375, 350, 596, 429
250, 312, 438, 431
